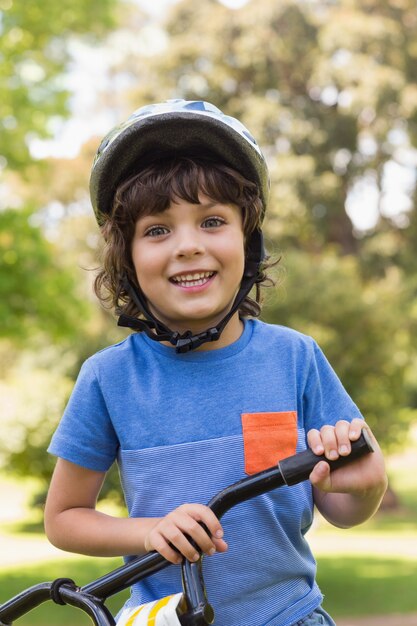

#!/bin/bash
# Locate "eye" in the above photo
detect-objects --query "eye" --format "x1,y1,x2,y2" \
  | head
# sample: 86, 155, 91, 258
144, 225, 169, 237
202, 216, 226, 229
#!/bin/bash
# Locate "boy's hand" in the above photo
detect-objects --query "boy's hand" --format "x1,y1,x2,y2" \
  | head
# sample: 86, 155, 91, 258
307, 418, 387, 496
144, 503, 228, 564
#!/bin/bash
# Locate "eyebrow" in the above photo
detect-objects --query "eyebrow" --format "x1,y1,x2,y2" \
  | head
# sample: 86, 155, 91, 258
168, 198, 223, 210
141, 198, 227, 219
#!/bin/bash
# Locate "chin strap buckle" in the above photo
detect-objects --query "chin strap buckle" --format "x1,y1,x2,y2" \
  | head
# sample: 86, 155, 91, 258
175, 328, 221, 353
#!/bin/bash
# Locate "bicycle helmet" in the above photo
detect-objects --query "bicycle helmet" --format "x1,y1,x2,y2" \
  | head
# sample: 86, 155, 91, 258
90, 99, 270, 353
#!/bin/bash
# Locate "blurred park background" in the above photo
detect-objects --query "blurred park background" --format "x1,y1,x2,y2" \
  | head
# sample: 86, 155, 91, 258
1, 0, 417, 622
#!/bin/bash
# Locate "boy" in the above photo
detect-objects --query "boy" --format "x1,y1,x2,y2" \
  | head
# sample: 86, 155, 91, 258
45, 100, 387, 626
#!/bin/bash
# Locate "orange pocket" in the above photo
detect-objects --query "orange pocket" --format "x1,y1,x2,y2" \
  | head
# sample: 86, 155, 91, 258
241, 411, 297, 475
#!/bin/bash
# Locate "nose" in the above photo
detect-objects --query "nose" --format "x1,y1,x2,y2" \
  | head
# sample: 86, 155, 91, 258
174, 226, 205, 258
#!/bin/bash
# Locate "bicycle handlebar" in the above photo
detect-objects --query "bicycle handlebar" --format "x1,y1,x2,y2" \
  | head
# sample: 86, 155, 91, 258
0, 429, 374, 626
279, 427, 374, 486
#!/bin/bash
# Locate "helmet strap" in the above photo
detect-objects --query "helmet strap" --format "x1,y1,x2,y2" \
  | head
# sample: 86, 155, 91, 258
117, 230, 264, 353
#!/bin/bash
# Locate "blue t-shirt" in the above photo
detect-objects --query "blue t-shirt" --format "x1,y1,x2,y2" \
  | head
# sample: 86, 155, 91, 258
48, 319, 362, 626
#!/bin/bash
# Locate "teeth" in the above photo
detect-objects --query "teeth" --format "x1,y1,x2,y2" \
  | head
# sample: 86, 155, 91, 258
172, 271, 214, 286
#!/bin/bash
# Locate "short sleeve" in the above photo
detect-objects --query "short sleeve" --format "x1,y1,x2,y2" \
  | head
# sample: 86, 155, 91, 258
48, 359, 119, 471
302, 340, 363, 432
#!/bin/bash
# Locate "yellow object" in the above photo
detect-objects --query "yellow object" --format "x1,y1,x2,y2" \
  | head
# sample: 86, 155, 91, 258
117, 593, 184, 626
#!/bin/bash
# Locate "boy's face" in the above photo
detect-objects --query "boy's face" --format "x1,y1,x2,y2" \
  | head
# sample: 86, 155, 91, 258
131, 193, 245, 343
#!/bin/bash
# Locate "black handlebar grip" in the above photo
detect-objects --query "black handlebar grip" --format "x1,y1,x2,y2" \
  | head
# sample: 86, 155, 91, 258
279, 428, 374, 486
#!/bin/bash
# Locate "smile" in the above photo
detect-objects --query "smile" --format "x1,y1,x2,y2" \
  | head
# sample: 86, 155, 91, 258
170, 271, 216, 288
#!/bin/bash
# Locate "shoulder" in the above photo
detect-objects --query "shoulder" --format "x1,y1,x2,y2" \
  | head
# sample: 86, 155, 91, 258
250, 319, 316, 352
248, 319, 323, 375
80, 333, 148, 379
90, 334, 138, 360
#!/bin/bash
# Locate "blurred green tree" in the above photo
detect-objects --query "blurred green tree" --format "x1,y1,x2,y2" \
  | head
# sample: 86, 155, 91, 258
263, 249, 417, 451
0, 207, 90, 342
0, 0, 118, 342
0, 0, 121, 499
131, 0, 417, 254
0, 0, 115, 171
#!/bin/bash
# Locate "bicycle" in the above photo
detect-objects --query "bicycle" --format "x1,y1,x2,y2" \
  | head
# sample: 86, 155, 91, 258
0, 429, 374, 626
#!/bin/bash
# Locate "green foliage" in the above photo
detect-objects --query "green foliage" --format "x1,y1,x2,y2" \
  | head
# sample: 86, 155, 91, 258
262, 249, 417, 450
0, 0, 118, 344
0, 0, 116, 171
129, 0, 417, 258
0, 208, 89, 342
0, 329, 128, 512
0, 361, 72, 504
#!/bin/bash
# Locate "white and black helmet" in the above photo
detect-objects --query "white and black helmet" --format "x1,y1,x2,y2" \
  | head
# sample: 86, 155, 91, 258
90, 99, 270, 352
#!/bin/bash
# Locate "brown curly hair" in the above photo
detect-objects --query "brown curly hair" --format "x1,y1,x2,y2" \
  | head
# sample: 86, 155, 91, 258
94, 156, 274, 322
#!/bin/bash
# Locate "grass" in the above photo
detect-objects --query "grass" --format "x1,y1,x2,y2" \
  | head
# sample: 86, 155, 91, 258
316, 433, 417, 619
318, 555, 417, 618
0, 558, 130, 626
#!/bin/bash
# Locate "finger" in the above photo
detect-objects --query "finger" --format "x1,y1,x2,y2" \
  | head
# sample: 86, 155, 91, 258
212, 536, 228, 553
348, 418, 366, 441
309, 460, 331, 491
163, 523, 202, 562
149, 533, 183, 565
333, 419, 351, 456
178, 516, 218, 556
192, 504, 224, 540
320, 425, 339, 461
180, 504, 225, 552
180, 522, 228, 556
307, 428, 324, 455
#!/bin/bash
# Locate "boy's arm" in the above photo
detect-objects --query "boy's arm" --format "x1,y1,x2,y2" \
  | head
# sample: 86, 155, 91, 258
44, 458, 155, 557
44, 458, 227, 563
308, 419, 388, 528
